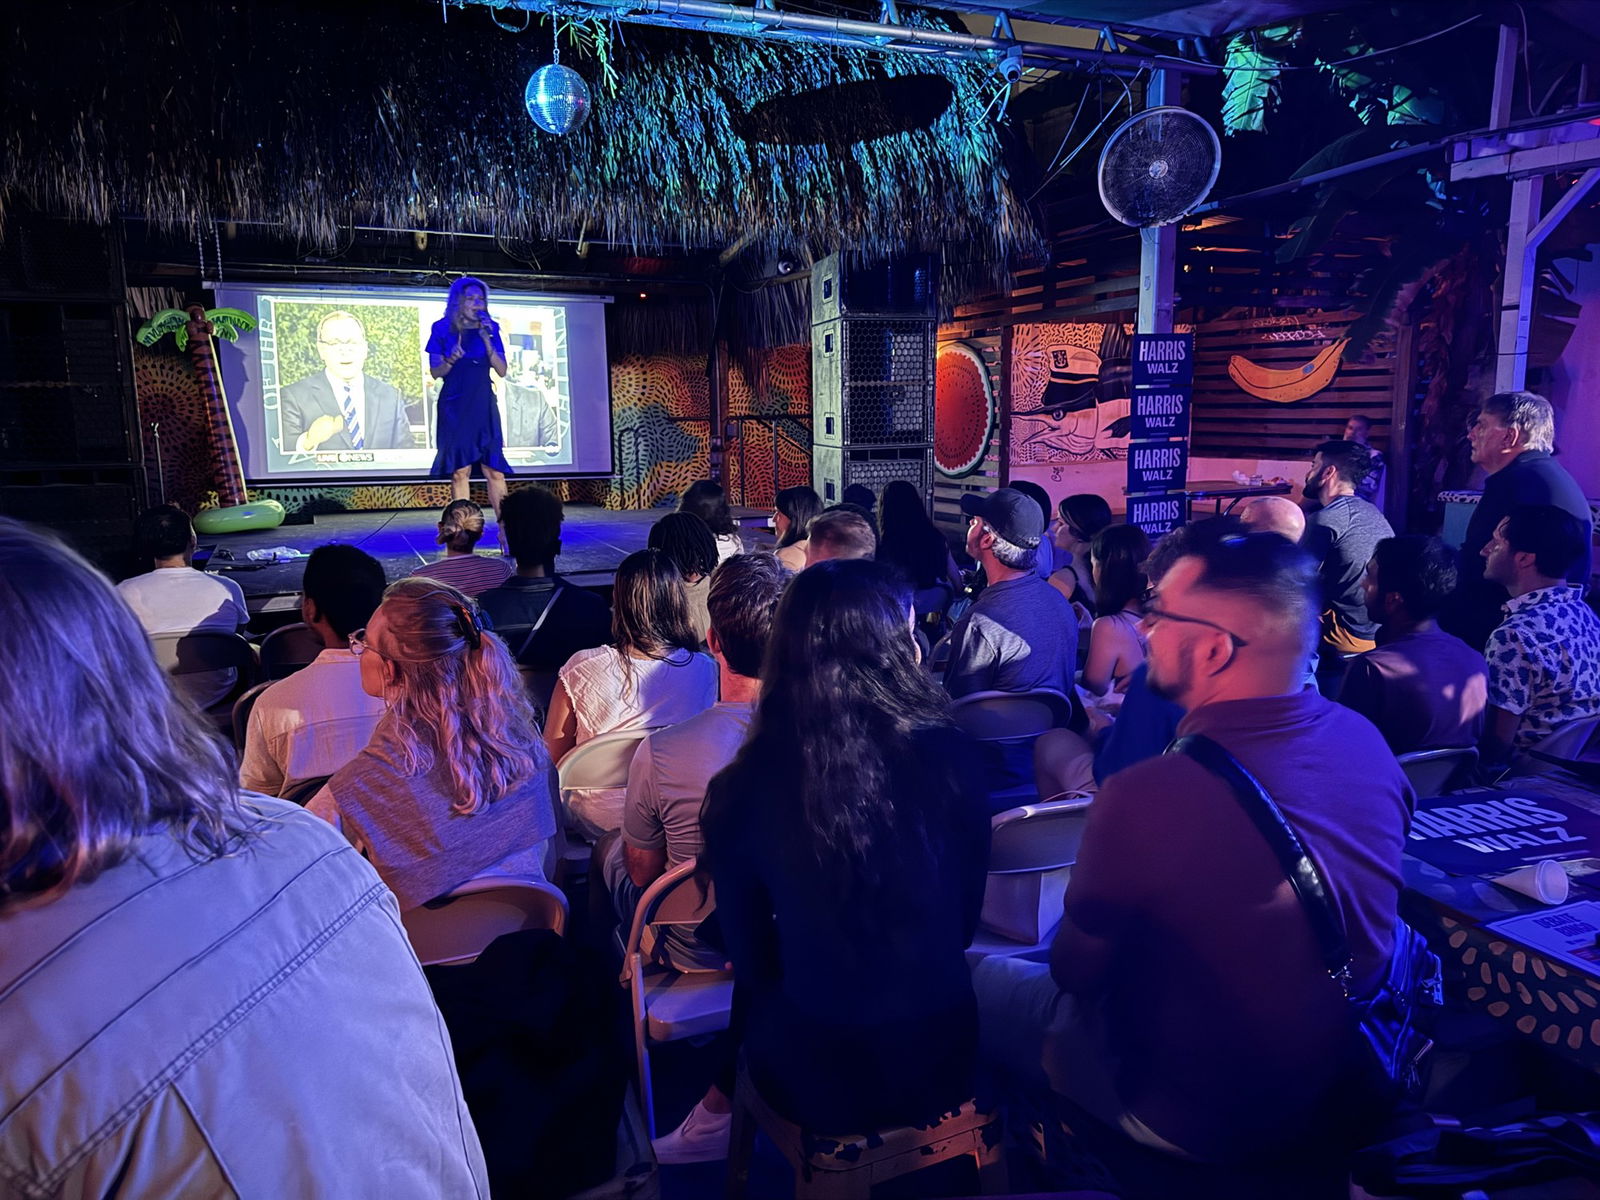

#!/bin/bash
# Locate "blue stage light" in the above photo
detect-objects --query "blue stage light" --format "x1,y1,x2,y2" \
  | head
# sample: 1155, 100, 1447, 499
524, 64, 591, 135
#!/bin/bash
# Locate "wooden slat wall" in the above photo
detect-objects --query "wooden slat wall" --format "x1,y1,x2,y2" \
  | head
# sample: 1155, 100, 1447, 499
1191, 310, 1400, 458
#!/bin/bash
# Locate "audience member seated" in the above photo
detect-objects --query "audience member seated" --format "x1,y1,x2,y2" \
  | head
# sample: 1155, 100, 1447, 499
804, 506, 876, 566
1048, 493, 1113, 609
672, 559, 989, 1158
308, 579, 556, 909
239, 544, 388, 797
978, 533, 1412, 1180
876, 479, 963, 599
649, 510, 720, 645
1479, 505, 1600, 767
1080, 524, 1151, 704
409, 498, 513, 595
1444, 390, 1593, 651
543, 549, 718, 836
771, 484, 822, 572
944, 487, 1078, 699
1337, 535, 1488, 755
596, 553, 788, 964
1238, 494, 1306, 542
0, 519, 487, 1194
1301, 439, 1394, 687
116, 503, 250, 708
841, 483, 878, 531
1011, 480, 1057, 582
478, 484, 612, 675
679, 479, 744, 564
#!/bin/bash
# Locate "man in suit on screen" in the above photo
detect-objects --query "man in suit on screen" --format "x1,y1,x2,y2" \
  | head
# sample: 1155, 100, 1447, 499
279, 310, 413, 453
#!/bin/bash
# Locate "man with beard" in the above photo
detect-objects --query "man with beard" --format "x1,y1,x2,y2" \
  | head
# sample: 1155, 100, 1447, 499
1301, 439, 1393, 692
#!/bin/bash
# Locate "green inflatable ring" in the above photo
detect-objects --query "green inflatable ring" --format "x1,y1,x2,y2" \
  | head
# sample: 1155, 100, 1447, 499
193, 500, 286, 535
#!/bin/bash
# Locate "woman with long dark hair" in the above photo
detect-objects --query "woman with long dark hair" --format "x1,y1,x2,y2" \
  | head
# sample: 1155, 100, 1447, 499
771, 485, 821, 572
543, 548, 717, 834
679, 480, 743, 564
1048, 492, 1113, 608
428, 277, 511, 513
703, 558, 990, 1133
308, 578, 556, 907
648, 511, 719, 645
876, 479, 962, 591
1080, 522, 1151, 699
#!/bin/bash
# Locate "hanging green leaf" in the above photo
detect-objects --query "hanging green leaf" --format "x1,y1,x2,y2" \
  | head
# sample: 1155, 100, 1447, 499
1221, 24, 1298, 136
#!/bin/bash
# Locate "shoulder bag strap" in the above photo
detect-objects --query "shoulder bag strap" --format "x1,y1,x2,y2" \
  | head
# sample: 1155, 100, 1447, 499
1168, 732, 1355, 996
515, 583, 564, 660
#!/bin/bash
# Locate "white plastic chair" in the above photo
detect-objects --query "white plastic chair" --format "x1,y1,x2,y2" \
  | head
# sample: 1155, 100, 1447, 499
618, 859, 732, 1137
402, 875, 570, 967
968, 793, 1093, 964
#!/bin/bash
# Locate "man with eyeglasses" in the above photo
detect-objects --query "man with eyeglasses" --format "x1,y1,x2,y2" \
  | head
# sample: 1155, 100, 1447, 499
280, 310, 415, 454
975, 532, 1411, 1173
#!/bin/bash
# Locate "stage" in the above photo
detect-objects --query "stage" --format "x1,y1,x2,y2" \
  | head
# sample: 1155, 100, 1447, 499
204, 504, 777, 625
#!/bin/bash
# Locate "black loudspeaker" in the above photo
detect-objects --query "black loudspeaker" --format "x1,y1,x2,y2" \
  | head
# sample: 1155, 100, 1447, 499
810, 254, 937, 505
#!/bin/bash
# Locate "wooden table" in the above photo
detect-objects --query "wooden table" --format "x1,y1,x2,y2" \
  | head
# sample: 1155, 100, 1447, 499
1182, 480, 1294, 516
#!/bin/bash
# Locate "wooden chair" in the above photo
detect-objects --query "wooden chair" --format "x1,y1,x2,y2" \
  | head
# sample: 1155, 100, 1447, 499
258, 621, 324, 680
1396, 746, 1479, 798
725, 1061, 1005, 1199
968, 793, 1093, 963
619, 859, 731, 1138
402, 875, 570, 967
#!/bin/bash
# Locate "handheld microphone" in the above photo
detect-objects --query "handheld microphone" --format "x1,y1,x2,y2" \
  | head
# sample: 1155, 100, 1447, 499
478, 313, 497, 334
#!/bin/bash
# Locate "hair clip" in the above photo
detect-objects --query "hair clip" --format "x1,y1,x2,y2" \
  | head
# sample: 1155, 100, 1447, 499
450, 600, 483, 650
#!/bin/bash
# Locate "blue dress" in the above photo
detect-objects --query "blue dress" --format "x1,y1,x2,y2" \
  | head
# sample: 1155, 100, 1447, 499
427, 318, 513, 478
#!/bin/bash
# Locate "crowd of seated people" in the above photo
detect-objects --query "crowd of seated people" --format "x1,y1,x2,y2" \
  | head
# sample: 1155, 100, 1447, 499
8, 419, 1598, 1199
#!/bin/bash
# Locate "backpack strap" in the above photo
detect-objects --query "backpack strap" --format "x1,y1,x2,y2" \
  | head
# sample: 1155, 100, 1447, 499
1168, 732, 1354, 996
515, 583, 565, 661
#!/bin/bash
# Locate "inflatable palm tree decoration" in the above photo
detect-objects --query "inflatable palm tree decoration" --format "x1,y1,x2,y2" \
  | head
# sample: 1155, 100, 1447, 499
136, 305, 256, 507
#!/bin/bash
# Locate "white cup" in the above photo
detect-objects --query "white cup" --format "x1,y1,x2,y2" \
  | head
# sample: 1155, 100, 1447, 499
1491, 859, 1570, 905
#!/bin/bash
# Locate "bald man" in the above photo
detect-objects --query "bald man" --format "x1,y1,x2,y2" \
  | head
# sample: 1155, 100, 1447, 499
1238, 494, 1306, 543
976, 533, 1411, 1169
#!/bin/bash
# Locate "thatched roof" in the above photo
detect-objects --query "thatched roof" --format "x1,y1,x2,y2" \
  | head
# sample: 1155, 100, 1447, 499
1, 0, 1041, 304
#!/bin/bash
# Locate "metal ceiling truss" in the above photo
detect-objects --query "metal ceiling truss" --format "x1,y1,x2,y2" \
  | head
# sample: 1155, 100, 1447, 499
460, 0, 1216, 76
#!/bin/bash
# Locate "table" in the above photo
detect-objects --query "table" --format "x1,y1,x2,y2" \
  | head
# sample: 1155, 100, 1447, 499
1403, 771, 1600, 1071
1182, 480, 1293, 516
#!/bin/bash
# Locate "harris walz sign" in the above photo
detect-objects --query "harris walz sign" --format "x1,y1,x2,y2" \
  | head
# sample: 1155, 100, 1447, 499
1405, 791, 1600, 875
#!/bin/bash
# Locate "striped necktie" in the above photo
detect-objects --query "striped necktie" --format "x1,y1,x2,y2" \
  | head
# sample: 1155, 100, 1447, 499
339, 383, 365, 449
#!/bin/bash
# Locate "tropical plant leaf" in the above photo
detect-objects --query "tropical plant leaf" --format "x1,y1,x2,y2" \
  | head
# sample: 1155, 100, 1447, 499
134, 308, 190, 348
207, 307, 258, 342
1220, 24, 1298, 136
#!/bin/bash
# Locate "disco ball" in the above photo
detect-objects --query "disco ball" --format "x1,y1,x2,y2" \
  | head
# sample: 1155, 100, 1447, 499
524, 63, 591, 135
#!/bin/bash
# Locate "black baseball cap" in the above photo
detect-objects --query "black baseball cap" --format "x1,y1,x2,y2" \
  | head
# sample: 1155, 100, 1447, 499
960, 488, 1044, 549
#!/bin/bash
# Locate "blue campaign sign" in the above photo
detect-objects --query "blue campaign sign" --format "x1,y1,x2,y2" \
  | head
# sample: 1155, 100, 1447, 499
1127, 493, 1186, 539
1130, 388, 1191, 440
1131, 333, 1194, 388
1126, 439, 1188, 495
1406, 790, 1600, 875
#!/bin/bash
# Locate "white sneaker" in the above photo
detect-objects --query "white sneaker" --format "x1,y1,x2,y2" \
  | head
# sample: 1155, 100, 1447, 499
651, 1100, 733, 1165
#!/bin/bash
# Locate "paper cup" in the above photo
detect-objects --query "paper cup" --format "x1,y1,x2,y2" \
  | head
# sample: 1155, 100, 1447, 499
1491, 860, 1570, 905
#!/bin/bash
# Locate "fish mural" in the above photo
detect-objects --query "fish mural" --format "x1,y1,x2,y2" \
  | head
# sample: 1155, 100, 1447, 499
1009, 323, 1135, 464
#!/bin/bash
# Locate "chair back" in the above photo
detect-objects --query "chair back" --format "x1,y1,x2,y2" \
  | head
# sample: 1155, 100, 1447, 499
558, 728, 654, 797
1397, 746, 1479, 798
150, 631, 256, 712
950, 688, 1075, 741
622, 859, 715, 962
402, 876, 569, 967
988, 794, 1094, 874
259, 621, 324, 680
516, 665, 560, 725
231, 680, 275, 750
1527, 715, 1600, 780
280, 774, 331, 807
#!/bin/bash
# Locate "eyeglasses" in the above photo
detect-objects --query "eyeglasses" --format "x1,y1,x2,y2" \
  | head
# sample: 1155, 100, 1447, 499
348, 628, 370, 657
1140, 589, 1251, 651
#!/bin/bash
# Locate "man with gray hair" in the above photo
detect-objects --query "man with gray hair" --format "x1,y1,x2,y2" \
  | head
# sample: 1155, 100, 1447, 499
943, 487, 1078, 699
1444, 390, 1591, 650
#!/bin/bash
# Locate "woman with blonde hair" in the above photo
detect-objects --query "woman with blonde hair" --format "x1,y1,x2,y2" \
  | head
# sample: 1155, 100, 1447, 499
410, 497, 513, 596
543, 548, 717, 835
0, 519, 487, 1193
309, 577, 556, 909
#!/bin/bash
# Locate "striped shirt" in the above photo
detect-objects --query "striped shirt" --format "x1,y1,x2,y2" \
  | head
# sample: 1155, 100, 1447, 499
409, 553, 514, 597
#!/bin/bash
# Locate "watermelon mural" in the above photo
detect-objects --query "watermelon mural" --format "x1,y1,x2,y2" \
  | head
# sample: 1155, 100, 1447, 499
934, 341, 996, 477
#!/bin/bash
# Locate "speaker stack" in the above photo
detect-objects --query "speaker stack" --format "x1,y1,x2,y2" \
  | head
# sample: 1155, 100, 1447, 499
810, 252, 938, 505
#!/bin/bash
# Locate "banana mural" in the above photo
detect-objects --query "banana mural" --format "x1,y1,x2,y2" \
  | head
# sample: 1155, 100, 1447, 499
1227, 338, 1348, 403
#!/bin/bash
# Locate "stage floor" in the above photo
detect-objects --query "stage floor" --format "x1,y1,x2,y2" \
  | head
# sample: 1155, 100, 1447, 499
207, 504, 776, 620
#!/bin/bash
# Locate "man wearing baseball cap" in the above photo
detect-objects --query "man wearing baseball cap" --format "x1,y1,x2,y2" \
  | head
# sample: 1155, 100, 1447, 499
945, 487, 1079, 703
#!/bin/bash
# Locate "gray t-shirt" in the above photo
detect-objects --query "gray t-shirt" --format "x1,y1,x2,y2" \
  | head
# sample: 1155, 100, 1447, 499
1302, 494, 1394, 640
943, 572, 1079, 699
622, 700, 754, 866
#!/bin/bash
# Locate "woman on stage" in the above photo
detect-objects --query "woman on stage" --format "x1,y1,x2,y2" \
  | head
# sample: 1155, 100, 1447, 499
428, 277, 511, 514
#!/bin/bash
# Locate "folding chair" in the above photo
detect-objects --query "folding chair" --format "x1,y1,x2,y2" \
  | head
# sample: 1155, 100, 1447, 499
1527, 715, 1600, 783
619, 859, 731, 1138
402, 875, 570, 967
258, 621, 324, 680
556, 729, 657, 876
968, 793, 1093, 964
231, 680, 275, 751
1396, 746, 1479, 799
150, 630, 257, 731
949, 688, 1077, 806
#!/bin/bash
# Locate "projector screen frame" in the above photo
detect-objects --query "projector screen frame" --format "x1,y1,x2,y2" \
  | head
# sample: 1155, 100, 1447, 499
209, 280, 616, 486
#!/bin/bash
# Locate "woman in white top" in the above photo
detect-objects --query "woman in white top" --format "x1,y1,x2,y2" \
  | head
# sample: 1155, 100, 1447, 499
1080, 523, 1152, 704
544, 548, 718, 835
680, 480, 744, 564
772, 485, 822, 573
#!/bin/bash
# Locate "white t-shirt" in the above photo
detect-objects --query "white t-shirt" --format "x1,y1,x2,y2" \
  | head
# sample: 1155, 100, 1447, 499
713, 532, 744, 564
239, 648, 386, 797
116, 567, 249, 635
